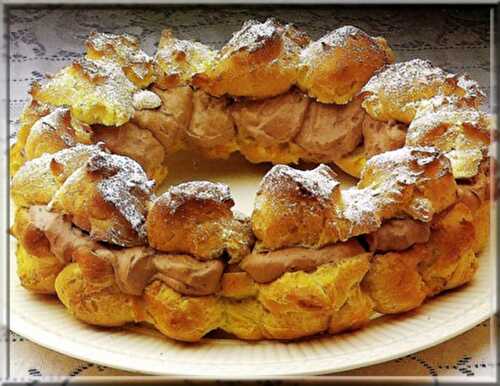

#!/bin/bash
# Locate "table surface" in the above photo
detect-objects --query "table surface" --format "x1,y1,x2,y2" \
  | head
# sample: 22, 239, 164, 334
7, 5, 495, 381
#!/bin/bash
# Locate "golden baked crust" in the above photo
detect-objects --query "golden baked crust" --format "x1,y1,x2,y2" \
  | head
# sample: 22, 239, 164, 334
360, 59, 485, 123
11, 143, 103, 207
55, 262, 142, 327
31, 59, 138, 126
50, 151, 154, 247
9, 23, 493, 345
11, 208, 52, 257
334, 64, 488, 179
146, 181, 254, 260
332, 146, 366, 178
16, 244, 63, 294
253, 147, 457, 250
298, 26, 394, 104
18, 27, 488, 182
194, 18, 309, 99
154, 21, 392, 104
252, 164, 341, 250
14, 105, 170, 187
46, 199, 485, 341
85, 31, 155, 88
220, 272, 259, 299
24, 107, 94, 161
11, 208, 64, 294
328, 286, 373, 334
11, 100, 169, 186
144, 280, 222, 342
155, 29, 217, 89
222, 252, 372, 340
363, 202, 478, 313
406, 96, 491, 179
10, 98, 54, 176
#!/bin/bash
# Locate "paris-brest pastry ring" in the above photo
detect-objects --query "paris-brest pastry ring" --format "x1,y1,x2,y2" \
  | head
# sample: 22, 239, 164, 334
10, 19, 493, 342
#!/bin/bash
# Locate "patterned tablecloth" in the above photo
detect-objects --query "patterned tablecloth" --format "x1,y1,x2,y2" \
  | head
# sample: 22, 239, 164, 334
7, 5, 496, 381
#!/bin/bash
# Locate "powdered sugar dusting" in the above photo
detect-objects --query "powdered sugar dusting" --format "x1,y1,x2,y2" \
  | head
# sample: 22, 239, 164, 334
317, 26, 365, 49
341, 187, 382, 234
156, 33, 216, 82
132, 90, 161, 110
86, 31, 153, 80
406, 96, 490, 178
86, 152, 155, 242
457, 74, 485, 100
300, 25, 379, 66
341, 146, 450, 237
261, 164, 340, 202
38, 57, 138, 126
50, 143, 104, 181
362, 59, 446, 95
363, 146, 444, 184
29, 107, 76, 147
361, 59, 485, 104
163, 181, 233, 214
407, 96, 489, 144
221, 18, 280, 57
12, 152, 58, 190
52, 143, 102, 163
78, 57, 137, 108
254, 148, 451, 248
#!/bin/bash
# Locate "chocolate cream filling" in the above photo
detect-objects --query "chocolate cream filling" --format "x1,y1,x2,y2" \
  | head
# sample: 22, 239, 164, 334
186, 90, 236, 148
28, 206, 224, 296
294, 97, 364, 160
27, 207, 433, 296
29, 205, 97, 264
362, 114, 408, 158
364, 217, 431, 252
240, 239, 366, 283
231, 89, 310, 146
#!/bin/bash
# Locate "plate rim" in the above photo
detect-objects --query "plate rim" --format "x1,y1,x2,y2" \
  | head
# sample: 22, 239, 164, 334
10, 284, 495, 377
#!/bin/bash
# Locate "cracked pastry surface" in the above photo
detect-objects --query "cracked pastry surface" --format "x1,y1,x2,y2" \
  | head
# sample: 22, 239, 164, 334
146, 181, 254, 260
10, 143, 490, 341
298, 25, 394, 104
11, 143, 104, 207
31, 58, 139, 126
50, 150, 155, 247
193, 18, 310, 99
24, 107, 94, 161
406, 95, 491, 179
155, 29, 217, 89
252, 147, 458, 250
85, 31, 156, 88
9, 20, 493, 344
360, 59, 485, 124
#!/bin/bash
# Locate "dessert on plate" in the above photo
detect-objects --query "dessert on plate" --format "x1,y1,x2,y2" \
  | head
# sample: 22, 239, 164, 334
10, 18, 493, 342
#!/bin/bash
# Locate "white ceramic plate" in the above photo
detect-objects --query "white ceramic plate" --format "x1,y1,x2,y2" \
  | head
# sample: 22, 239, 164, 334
10, 152, 497, 377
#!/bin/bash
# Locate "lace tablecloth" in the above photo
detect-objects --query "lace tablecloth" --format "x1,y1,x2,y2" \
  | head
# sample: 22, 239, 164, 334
8, 5, 495, 381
